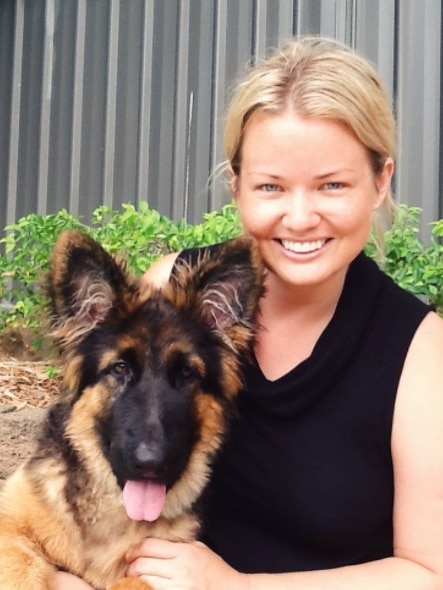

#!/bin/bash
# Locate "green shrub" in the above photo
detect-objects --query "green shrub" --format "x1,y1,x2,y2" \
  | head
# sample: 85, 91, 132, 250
0, 201, 441, 335
0, 202, 241, 330
366, 205, 443, 314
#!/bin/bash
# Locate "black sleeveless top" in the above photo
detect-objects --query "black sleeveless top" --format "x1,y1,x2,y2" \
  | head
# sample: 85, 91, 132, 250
172, 244, 431, 573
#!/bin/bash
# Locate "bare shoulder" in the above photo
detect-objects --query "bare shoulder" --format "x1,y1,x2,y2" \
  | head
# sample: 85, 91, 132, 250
393, 310, 443, 459
140, 252, 180, 288
415, 308, 443, 340
402, 310, 443, 378
396, 310, 443, 406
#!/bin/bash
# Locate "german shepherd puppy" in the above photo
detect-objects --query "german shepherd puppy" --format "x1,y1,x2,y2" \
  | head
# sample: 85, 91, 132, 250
0, 230, 263, 590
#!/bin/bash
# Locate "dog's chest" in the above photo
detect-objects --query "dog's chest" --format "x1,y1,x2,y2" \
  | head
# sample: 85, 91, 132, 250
79, 513, 198, 588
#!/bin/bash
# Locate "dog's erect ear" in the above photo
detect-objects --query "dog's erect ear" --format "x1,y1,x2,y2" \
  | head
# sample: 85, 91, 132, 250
168, 237, 264, 353
46, 230, 134, 338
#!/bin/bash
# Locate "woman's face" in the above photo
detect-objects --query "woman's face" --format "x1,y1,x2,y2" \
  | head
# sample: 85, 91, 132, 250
232, 110, 393, 292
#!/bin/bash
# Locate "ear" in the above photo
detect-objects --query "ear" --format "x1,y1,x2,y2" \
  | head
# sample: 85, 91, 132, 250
46, 230, 134, 339
227, 163, 239, 197
168, 238, 264, 354
373, 157, 394, 209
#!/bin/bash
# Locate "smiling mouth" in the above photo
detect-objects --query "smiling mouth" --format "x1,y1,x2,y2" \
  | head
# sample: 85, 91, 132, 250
280, 239, 327, 254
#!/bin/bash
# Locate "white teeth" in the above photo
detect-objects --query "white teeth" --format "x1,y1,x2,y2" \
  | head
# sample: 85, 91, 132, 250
281, 239, 325, 253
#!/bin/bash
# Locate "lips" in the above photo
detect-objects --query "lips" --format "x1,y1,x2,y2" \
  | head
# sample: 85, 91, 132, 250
280, 238, 327, 254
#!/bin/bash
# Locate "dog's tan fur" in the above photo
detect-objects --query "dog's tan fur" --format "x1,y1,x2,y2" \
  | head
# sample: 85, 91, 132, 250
0, 230, 263, 590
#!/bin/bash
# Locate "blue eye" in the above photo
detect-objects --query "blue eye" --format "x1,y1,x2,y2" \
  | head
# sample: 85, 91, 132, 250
324, 181, 344, 190
260, 184, 279, 192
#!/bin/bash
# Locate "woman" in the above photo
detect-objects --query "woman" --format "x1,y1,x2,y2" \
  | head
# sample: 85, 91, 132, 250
54, 37, 443, 590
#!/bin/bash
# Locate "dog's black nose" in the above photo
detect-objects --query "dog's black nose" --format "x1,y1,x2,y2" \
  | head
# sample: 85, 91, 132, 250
132, 442, 166, 476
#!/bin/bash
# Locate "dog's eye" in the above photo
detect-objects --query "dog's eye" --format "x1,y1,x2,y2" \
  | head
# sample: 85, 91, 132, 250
169, 352, 203, 390
174, 364, 198, 389
179, 366, 195, 380
111, 360, 130, 376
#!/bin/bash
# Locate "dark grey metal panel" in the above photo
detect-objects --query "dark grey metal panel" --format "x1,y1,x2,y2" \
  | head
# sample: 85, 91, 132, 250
47, 0, 77, 215
147, 0, 179, 216
395, 0, 442, 233
0, 0, 16, 227
0, 0, 441, 235
354, 0, 396, 89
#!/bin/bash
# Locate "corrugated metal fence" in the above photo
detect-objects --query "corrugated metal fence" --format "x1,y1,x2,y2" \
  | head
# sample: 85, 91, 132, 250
0, 0, 442, 234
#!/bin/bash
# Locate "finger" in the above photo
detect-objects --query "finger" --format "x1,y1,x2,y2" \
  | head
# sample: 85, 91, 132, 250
126, 538, 181, 561
126, 556, 174, 580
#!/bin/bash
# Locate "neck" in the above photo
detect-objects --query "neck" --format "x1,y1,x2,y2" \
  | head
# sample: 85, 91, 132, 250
253, 267, 350, 380
261, 266, 348, 321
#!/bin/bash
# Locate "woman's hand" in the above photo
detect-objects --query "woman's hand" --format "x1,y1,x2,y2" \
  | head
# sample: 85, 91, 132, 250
126, 538, 250, 590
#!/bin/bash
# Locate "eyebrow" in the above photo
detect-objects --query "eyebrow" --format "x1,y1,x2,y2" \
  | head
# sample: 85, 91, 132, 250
244, 171, 283, 179
315, 168, 356, 179
244, 168, 357, 180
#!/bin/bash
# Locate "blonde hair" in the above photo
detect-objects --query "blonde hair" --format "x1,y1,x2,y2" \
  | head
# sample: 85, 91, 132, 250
224, 36, 396, 240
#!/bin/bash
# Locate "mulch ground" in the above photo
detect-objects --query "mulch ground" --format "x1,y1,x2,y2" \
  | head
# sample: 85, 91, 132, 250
0, 329, 61, 481
0, 352, 60, 482
0, 326, 61, 409
0, 356, 61, 409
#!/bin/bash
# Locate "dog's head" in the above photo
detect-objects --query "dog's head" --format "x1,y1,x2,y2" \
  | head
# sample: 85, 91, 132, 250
46, 230, 263, 522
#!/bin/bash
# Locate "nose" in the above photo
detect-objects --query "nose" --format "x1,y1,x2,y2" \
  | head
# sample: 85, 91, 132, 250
131, 441, 167, 477
281, 190, 320, 231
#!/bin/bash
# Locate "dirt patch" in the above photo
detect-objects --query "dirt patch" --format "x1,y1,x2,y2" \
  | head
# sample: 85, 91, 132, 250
0, 405, 45, 482
0, 329, 61, 485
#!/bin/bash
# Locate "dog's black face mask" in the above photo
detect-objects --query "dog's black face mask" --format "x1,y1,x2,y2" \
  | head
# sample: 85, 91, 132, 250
93, 297, 224, 522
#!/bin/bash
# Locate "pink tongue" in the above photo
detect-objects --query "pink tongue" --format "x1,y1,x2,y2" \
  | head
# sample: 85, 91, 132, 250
122, 480, 166, 522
